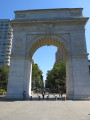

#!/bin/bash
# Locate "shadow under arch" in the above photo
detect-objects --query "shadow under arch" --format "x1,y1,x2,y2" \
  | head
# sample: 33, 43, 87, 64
28, 35, 69, 58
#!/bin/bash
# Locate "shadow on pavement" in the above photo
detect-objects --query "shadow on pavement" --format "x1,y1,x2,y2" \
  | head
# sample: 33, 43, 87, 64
0, 96, 66, 102
29, 97, 66, 101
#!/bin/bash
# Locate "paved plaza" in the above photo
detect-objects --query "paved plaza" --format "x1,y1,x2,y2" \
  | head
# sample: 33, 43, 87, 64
0, 99, 90, 120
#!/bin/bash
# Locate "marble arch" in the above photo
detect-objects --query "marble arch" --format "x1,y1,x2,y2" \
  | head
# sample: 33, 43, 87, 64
6, 8, 90, 100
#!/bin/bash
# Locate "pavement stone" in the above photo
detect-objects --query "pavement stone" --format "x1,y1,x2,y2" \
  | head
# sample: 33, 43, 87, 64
0, 100, 90, 120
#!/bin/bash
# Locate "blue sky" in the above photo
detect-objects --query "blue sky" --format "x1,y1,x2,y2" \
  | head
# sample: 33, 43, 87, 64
0, 0, 90, 80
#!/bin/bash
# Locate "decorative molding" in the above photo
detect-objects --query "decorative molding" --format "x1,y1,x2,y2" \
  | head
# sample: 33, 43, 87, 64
13, 24, 84, 33
15, 14, 27, 18
42, 23, 55, 30
70, 11, 81, 16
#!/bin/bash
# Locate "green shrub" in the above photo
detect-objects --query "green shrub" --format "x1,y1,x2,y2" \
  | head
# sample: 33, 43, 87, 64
0, 89, 6, 95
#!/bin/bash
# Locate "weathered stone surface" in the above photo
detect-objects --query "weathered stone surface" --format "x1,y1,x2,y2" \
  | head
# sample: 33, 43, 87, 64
7, 8, 90, 100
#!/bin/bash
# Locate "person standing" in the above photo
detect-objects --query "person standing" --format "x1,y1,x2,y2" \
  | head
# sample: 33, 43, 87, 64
23, 91, 26, 100
42, 91, 45, 100
60, 90, 63, 97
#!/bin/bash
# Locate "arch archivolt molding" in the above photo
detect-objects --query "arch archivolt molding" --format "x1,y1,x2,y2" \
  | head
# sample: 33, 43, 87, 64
26, 33, 70, 57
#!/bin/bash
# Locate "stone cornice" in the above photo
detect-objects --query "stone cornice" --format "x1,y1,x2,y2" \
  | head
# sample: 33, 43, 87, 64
10, 17, 89, 26
14, 8, 83, 13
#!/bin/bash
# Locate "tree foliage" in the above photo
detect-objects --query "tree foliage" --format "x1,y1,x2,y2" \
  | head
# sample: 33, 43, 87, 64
46, 62, 66, 91
0, 66, 9, 90
32, 63, 43, 89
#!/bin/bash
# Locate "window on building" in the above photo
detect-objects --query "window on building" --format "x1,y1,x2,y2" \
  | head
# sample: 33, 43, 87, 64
1, 54, 5, 57
0, 28, 3, 29
3, 40, 7, 42
5, 24, 9, 26
2, 47, 6, 49
4, 33, 7, 35
5, 28, 8, 29
1, 51, 5, 53
4, 31, 8, 32
0, 61, 4, 63
1, 24, 4, 26
3, 37, 7, 39
2, 43, 6, 45
1, 58, 5, 60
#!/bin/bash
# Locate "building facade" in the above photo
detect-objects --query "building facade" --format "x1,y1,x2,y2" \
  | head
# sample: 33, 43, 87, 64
88, 60, 90, 74
55, 48, 64, 64
0, 19, 13, 66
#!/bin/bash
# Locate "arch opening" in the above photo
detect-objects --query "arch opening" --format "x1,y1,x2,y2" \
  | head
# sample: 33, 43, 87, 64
29, 36, 68, 99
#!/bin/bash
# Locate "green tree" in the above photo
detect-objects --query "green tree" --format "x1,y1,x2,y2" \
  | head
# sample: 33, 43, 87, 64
0, 66, 9, 90
32, 63, 43, 90
46, 62, 66, 91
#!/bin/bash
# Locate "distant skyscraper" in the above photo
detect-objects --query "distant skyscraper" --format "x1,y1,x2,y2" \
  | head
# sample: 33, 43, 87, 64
88, 60, 90, 74
55, 48, 63, 64
0, 19, 13, 66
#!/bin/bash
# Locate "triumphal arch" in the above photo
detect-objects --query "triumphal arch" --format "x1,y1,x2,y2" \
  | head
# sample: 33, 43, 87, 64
6, 8, 90, 100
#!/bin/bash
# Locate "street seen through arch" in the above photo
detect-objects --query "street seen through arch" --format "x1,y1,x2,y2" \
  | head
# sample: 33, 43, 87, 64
31, 46, 66, 101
